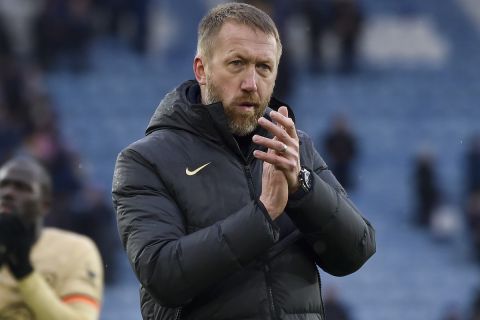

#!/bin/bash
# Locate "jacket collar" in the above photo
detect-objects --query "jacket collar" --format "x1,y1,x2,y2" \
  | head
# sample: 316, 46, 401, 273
146, 80, 295, 151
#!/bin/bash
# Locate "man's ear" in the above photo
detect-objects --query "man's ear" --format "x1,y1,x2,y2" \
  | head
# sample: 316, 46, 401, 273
193, 56, 207, 85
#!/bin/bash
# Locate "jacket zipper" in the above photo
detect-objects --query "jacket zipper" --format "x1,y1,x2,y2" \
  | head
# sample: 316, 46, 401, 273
245, 141, 277, 320
315, 267, 326, 320
174, 307, 182, 320
243, 166, 256, 199
264, 264, 278, 320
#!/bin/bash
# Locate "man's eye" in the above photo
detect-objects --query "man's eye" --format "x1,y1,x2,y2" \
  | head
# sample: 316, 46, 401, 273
14, 182, 29, 192
230, 60, 243, 66
260, 64, 270, 70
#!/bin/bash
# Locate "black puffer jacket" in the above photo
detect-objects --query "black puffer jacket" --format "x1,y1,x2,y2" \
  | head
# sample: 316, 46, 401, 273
112, 80, 375, 320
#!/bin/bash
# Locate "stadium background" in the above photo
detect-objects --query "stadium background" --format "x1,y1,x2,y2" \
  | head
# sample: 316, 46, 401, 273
1, 0, 479, 319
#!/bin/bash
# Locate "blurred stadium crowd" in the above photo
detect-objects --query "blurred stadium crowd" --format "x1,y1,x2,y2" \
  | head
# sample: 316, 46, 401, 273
1, 0, 480, 319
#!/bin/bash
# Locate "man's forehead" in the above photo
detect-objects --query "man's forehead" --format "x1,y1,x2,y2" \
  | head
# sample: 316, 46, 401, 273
219, 21, 276, 43
0, 164, 36, 184
215, 22, 278, 60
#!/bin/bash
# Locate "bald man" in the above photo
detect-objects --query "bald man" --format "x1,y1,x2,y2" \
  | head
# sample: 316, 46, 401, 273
0, 157, 104, 320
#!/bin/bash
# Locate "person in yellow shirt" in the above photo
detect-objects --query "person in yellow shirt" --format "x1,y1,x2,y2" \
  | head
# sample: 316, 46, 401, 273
0, 156, 104, 320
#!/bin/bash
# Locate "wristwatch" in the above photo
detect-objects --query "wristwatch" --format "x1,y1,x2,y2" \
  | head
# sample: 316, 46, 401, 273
290, 167, 313, 200
298, 167, 312, 193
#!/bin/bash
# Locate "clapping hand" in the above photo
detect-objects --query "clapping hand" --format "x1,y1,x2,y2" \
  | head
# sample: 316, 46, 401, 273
253, 106, 301, 219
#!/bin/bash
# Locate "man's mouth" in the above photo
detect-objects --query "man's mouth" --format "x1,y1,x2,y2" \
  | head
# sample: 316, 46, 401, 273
237, 102, 257, 109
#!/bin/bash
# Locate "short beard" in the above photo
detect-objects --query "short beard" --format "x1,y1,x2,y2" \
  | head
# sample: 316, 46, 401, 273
204, 78, 270, 136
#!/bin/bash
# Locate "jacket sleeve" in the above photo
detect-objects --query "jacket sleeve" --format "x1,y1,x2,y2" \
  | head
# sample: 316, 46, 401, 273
18, 272, 100, 320
286, 134, 375, 276
112, 148, 279, 307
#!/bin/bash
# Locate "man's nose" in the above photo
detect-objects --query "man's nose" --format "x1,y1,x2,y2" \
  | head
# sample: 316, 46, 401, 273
240, 67, 258, 92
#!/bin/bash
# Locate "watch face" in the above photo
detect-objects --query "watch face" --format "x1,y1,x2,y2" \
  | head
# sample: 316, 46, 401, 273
303, 169, 312, 189
301, 168, 312, 191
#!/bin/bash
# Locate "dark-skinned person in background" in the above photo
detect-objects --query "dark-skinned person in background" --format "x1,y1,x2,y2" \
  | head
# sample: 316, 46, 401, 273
113, 3, 375, 320
0, 157, 104, 320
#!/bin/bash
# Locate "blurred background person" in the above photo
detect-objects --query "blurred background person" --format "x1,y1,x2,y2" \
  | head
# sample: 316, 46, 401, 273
0, 156, 104, 320
323, 286, 352, 320
321, 113, 358, 191
466, 189, 480, 262
331, 0, 363, 73
35, 0, 94, 72
470, 289, 480, 320
299, 0, 328, 74
412, 148, 440, 228
91, 0, 151, 54
466, 134, 480, 196
0, 0, 42, 60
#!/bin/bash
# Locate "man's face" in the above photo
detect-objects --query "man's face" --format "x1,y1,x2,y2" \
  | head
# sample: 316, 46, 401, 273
201, 21, 278, 136
0, 164, 45, 224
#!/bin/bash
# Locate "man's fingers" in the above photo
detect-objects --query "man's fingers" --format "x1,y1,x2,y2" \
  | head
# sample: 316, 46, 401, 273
253, 150, 298, 172
270, 108, 297, 139
253, 150, 284, 167
258, 117, 290, 141
253, 135, 290, 153
278, 106, 288, 118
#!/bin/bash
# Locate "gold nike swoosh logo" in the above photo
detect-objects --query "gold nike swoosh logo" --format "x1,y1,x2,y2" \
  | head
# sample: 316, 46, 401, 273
186, 162, 211, 176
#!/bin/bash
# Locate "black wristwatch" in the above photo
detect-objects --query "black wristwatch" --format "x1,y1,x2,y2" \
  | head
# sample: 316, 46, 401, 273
290, 167, 313, 200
